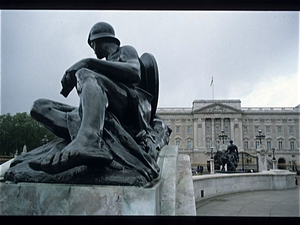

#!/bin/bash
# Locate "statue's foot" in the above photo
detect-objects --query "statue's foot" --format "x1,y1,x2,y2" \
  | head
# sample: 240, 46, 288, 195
29, 148, 62, 172
29, 135, 113, 174
29, 139, 68, 172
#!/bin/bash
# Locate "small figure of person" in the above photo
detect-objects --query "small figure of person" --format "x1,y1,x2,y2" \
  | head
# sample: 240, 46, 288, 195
199, 166, 203, 175
227, 140, 239, 166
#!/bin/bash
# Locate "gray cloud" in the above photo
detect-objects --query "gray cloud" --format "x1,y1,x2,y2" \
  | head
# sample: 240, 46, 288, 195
1, 11, 299, 115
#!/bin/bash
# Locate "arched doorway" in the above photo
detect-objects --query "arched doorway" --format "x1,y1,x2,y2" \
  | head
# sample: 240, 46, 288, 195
278, 158, 286, 169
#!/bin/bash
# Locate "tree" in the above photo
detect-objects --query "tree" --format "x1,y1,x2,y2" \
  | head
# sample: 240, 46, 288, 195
0, 112, 57, 156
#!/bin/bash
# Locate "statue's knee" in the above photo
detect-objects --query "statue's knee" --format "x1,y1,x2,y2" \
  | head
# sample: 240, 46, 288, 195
75, 68, 99, 93
30, 99, 52, 118
76, 68, 95, 81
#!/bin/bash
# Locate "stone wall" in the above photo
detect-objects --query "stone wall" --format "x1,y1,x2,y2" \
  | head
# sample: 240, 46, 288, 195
193, 170, 296, 203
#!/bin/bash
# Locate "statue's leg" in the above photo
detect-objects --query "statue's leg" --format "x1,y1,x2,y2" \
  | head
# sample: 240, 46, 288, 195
30, 99, 76, 140
29, 99, 75, 171
41, 68, 131, 173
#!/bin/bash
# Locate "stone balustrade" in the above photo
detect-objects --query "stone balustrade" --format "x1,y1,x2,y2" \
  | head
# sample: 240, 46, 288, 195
193, 170, 296, 203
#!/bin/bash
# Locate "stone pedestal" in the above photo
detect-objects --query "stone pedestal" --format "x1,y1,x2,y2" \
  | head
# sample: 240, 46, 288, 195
208, 159, 214, 174
272, 159, 277, 170
0, 181, 162, 215
256, 144, 268, 172
0, 145, 196, 215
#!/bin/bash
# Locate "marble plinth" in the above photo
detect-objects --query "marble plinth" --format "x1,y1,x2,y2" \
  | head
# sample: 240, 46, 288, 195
0, 181, 162, 215
0, 145, 197, 215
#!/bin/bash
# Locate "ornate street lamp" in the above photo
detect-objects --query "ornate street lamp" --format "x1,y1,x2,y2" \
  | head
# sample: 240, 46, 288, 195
272, 148, 276, 160
256, 130, 265, 145
218, 130, 228, 144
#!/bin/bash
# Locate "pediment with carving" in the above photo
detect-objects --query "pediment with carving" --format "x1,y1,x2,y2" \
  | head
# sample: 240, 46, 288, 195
193, 103, 242, 114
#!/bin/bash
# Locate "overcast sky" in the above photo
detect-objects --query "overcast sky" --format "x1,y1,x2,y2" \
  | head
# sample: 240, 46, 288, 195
1, 10, 299, 115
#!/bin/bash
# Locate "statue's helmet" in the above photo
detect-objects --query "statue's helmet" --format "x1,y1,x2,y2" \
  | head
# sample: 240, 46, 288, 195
88, 22, 120, 47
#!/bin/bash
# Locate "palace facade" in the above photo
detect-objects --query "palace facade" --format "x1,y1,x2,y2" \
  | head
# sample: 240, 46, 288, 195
157, 100, 300, 171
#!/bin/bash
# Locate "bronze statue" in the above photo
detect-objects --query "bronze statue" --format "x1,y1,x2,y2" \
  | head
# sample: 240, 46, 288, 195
214, 141, 239, 172
226, 140, 239, 166
4, 22, 171, 187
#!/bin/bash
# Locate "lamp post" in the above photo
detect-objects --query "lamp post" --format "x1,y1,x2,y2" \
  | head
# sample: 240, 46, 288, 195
209, 147, 215, 174
218, 130, 228, 144
256, 130, 265, 145
272, 147, 277, 170
272, 148, 276, 160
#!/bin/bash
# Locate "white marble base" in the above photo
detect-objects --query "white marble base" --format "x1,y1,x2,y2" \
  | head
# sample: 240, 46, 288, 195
0, 145, 197, 215
176, 154, 196, 215
0, 181, 162, 215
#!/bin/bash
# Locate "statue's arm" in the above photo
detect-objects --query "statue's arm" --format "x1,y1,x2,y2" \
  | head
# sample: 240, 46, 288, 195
85, 46, 141, 84
60, 46, 141, 97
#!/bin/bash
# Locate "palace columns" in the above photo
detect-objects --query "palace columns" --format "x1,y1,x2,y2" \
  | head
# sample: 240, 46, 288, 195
193, 118, 198, 150
221, 118, 224, 131
238, 118, 243, 149
201, 118, 206, 150
211, 118, 215, 148
230, 118, 235, 142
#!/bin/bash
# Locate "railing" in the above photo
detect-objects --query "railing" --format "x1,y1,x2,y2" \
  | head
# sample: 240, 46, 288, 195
242, 107, 296, 111
157, 107, 191, 113
158, 107, 298, 112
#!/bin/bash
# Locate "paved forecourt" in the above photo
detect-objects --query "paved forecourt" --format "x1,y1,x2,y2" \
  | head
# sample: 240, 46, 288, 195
196, 186, 300, 217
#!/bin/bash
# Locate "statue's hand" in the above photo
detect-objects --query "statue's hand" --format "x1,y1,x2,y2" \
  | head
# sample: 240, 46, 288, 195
60, 71, 77, 97
60, 59, 88, 97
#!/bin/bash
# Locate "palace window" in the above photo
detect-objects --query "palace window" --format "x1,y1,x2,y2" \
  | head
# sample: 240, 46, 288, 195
206, 140, 211, 150
243, 126, 248, 134
267, 141, 271, 150
255, 127, 259, 134
215, 125, 220, 134
277, 126, 282, 134
244, 141, 248, 150
187, 126, 191, 134
278, 141, 283, 149
289, 126, 294, 134
176, 140, 180, 147
290, 141, 295, 150
225, 125, 229, 133
176, 126, 180, 133
206, 126, 210, 133
187, 140, 192, 150
216, 141, 220, 150
266, 126, 270, 134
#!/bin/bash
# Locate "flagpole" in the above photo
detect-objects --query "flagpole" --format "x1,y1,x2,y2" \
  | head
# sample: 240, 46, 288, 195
210, 76, 214, 101
213, 80, 214, 101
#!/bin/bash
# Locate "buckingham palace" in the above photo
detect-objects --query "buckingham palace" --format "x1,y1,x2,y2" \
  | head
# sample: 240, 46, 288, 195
157, 99, 300, 171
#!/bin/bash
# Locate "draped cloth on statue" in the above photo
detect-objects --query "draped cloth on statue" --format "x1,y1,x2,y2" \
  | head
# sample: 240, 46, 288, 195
5, 109, 170, 187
